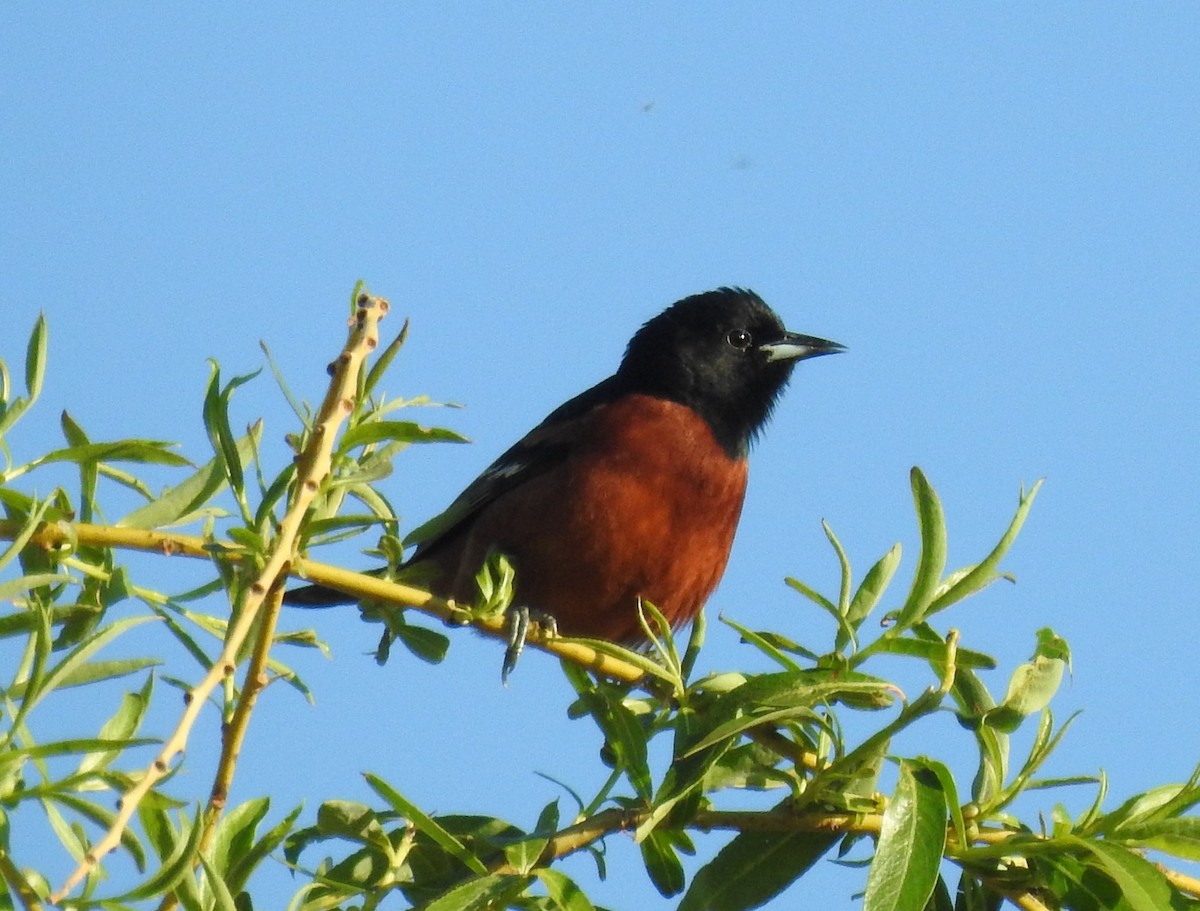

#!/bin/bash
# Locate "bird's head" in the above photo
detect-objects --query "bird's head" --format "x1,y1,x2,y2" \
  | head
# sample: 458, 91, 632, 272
619, 287, 844, 457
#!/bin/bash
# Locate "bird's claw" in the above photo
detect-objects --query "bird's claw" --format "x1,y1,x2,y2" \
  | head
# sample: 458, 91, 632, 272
501, 605, 558, 684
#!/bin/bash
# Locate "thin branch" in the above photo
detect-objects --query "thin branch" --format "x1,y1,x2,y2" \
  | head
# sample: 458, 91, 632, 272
1160, 864, 1200, 899
4, 523, 648, 686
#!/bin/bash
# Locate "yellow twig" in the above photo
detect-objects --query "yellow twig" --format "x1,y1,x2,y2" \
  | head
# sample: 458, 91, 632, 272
1161, 864, 1200, 899
5, 525, 648, 687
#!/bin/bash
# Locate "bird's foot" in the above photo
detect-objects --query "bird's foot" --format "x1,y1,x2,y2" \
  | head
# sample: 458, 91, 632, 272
502, 605, 559, 684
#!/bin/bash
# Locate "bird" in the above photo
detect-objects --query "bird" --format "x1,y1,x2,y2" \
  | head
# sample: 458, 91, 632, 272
285, 287, 843, 662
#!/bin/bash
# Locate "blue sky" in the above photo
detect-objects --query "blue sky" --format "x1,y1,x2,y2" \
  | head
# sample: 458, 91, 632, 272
3, 6, 1198, 908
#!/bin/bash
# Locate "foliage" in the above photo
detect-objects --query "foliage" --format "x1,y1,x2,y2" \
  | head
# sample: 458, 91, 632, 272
1, 297, 1198, 911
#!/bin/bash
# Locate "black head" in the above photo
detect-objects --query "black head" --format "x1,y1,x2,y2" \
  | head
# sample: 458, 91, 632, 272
618, 287, 844, 458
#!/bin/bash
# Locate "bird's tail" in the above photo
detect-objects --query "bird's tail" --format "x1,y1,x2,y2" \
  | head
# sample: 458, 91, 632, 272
281, 583, 356, 608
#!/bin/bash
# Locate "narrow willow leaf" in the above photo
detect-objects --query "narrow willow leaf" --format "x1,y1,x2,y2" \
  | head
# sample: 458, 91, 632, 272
5, 736, 158, 764
863, 761, 947, 911
25, 312, 48, 402
78, 673, 154, 775
211, 797, 270, 878
364, 773, 488, 875
1113, 817, 1200, 861
682, 704, 824, 758
104, 809, 204, 902
704, 669, 896, 729
537, 868, 597, 911
423, 873, 529, 911
784, 576, 838, 617
718, 617, 804, 670
32, 440, 190, 469
847, 542, 902, 627
822, 519, 853, 616
927, 876, 954, 911
910, 757, 966, 851
1100, 781, 1200, 838
24, 615, 158, 713
227, 803, 304, 894
202, 363, 260, 496
640, 829, 686, 898
0, 574, 75, 603
198, 853, 239, 911
1068, 836, 1176, 911
45, 791, 149, 871
896, 468, 948, 627
42, 657, 161, 693
339, 420, 469, 451
362, 319, 410, 401
678, 830, 837, 911
867, 637, 996, 669
120, 428, 262, 529
925, 480, 1042, 616
581, 687, 652, 800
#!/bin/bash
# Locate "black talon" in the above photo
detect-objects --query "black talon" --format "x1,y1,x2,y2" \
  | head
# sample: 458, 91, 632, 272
501, 606, 559, 684
502, 606, 530, 684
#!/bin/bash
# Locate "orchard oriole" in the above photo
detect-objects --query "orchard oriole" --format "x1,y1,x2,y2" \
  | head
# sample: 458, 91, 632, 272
286, 287, 843, 667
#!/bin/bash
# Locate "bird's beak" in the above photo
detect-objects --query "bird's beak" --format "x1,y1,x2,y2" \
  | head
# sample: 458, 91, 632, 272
760, 332, 847, 363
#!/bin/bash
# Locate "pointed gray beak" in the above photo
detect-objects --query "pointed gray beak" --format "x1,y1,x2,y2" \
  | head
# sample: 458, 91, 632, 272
760, 332, 846, 363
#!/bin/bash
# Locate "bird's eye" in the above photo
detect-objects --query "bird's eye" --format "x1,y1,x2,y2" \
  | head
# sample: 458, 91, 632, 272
726, 328, 753, 350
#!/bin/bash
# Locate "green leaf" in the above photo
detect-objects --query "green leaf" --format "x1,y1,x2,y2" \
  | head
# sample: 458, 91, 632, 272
926, 876, 954, 911
29, 440, 191, 469
981, 631, 1068, 734
679, 830, 837, 911
925, 480, 1042, 616
718, 616, 806, 670
690, 670, 896, 755
119, 426, 262, 528
822, 518, 853, 618
202, 362, 260, 497
25, 312, 48, 402
103, 808, 204, 902
863, 761, 947, 911
41, 790, 149, 871
78, 673, 154, 775
198, 852, 239, 911
362, 319, 410, 401
537, 868, 597, 911
910, 757, 966, 851
867, 637, 996, 670
315, 799, 388, 848
1069, 837, 1177, 911
364, 772, 488, 875
896, 467, 947, 627
211, 797, 270, 877
227, 802, 303, 894
847, 542, 902, 628
392, 620, 451, 665
564, 669, 653, 800
340, 420, 468, 451
1114, 817, 1200, 861
4, 736, 158, 764
22, 615, 159, 712
0, 573, 76, 603
423, 873, 530, 911
640, 828, 686, 897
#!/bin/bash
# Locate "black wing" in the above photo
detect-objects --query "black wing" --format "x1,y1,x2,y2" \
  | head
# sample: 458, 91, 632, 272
405, 375, 620, 563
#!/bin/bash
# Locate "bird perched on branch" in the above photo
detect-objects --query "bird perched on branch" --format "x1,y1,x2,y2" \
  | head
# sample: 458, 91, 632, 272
285, 287, 843, 669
